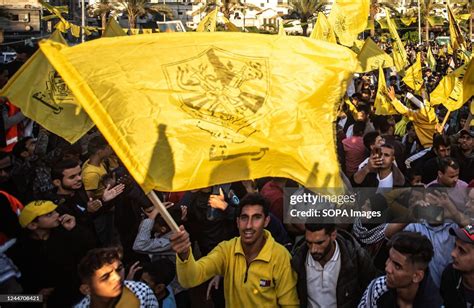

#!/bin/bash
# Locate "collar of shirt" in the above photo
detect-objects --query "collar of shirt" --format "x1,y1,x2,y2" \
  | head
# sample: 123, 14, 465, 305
234, 229, 274, 263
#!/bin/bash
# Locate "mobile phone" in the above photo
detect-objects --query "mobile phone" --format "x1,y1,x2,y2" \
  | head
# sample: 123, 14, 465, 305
372, 147, 382, 158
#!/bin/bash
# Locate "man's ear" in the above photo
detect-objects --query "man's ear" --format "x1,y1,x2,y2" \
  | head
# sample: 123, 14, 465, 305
437, 170, 443, 178
79, 284, 91, 296
412, 269, 425, 284
330, 229, 337, 242
52, 179, 61, 188
264, 215, 270, 228
26, 222, 38, 231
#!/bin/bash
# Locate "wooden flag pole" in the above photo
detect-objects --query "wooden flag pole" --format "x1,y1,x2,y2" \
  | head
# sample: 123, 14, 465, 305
438, 110, 451, 133
147, 190, 180, 232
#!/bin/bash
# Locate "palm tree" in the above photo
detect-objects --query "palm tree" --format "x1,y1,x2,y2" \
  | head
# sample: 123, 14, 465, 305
289, 0, 327, 36
403, 0, 445, 42
87, 0, 121, 34
190, 0, 260, 21
368, 0, 400, 37
117, 0, 173, 29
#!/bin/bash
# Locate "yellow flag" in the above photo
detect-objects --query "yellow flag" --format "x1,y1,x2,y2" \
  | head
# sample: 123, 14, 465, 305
103, 18, 126, 37
357, 37, 394, 72
143, 29, 153, 34
385, 9, 407, 74
400, 16, 416, 26
438, 45, 446, 58
130, 28, 140, 35
447, 42, 454, 55
447, 5, 466, 51
39, 32, 359, 192
402, 53, 423, 92
0, 30, 93, 143
310, 12, 337, 43
197, 8, 218, 32
430, 75, 455, 106
426, 46, 436, 70
122, 28, 130, 35
55, 20, 70, 33
70, 24, 81, 38
220, 16, 240, 32
463, 58, 474, 104
328, 0, 370, 46
374, 66, 397, 115
278, 22, 286, 36
430, 63, 468, 111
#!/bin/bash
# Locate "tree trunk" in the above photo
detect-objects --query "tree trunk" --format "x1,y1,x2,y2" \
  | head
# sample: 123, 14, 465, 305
302, 18, 308, 36
425, 17, 429, 42
369, 1, 377, 38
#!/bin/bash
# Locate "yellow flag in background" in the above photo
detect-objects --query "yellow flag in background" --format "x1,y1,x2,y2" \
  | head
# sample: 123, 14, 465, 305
447, 42, 454, 55
0, 30, 94, 143
402, 53, 423, 92
103, 18, 126, 37
447, 5, 466, 51
426, 46, 436, 71
430, 74, 455, 106
70, 24, 81, 38
310, 12, 337, 43
39, 32, 359, 192
357, 38, 394, 72
463, 58, 474, 105
130, 28, 140, 35
328, 0, 370, 47
385, 9, 407, 74
438, 46, 446, 58
278, 21, 286, 36
197, 8, 218, 32
430, 63, 468, 111
400, 16, 416, 26
374, 66, 397, 115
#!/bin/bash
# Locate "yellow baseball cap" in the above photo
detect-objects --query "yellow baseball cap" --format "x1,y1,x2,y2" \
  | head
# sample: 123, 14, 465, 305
19, 200, 58, 228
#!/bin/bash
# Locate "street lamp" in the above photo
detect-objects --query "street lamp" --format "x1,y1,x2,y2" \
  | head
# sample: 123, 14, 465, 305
81, 0, 85, 43
417, 0, 421, 44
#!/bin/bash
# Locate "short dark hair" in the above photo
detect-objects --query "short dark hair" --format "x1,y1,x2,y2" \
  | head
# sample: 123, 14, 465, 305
87, 136, 109, 156
78, 247, 123, 283
381, 143, 394, 151
51, 159, 80, 181
236, 193, 269, 217
12, 137, 34, 158
388, 232, 433, 270
432, 133, 450, 150
139, 259, 175, 286
363, 131, 380, 150
305, 223, 336, 234
353, 121, 366, 136
357, 102, 371, 114
438, 157, 459, 173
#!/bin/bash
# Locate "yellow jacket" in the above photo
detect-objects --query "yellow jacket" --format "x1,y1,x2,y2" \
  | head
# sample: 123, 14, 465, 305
176, 230, 299, 307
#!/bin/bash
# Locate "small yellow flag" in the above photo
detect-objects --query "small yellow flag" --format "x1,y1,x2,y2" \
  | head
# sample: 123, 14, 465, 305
39, 32, 359, 191
447, 42, 454, 55
55, 20, 70, 33
357, 38, 394, 72
0, 30, 94, 143
278, 22, 286, 36
374, 66, 397, 115
310, 12, 336, 43
328, 0, 369, 47
130, 28, 140, 35
197, 8, 218, 32
426, 47, 436, 71
447, 5, 466, 51
385, 9, 408, 74
400, 16, 416, 26
402, 53, 423, 92
70, 24, 81, 38
220, 16, 240, 32
103, 18, 126, 37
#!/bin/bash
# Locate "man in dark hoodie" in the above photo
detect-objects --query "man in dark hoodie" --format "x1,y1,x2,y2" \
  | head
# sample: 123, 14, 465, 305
440, 224, 474, 308
291, 223, 379, 308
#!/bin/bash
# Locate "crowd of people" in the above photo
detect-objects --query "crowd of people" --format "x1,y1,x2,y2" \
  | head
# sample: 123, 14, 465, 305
0, 30, 473, 308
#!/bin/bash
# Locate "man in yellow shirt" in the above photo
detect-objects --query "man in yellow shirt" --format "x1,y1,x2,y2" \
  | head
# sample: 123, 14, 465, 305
170, 193, 299, 307
82, 136, 113, 199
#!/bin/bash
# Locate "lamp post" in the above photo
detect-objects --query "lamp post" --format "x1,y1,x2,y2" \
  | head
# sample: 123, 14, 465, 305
417, 0, 421, 44
81, 0, 85, 43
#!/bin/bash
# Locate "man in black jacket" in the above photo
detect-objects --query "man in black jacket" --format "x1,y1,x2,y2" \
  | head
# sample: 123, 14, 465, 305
291, 223, 379, 308
440, 224, 474, 308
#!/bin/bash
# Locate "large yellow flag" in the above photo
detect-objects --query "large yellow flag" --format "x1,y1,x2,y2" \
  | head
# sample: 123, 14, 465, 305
385, 9, 408, 74
426, 46, 436, 71
447, 5, 466, 51
103, 17, 126, 37
0, 30, 93, 143
402, 53, 423, 92
197, 8, 218, 32
430, 75, 455, 106
430, 63, 468, 111
374, 66, 397, 115
39, 32, 359, 192
328, 0, 369, 47
463, 58, 473, 104
357, 38, 394, 72
310, 12, 337, 43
